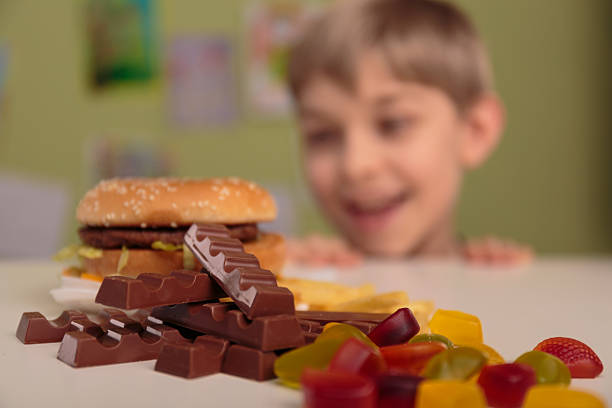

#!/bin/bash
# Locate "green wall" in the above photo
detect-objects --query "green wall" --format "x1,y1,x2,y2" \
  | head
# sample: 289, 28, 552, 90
0, 0, 610, 253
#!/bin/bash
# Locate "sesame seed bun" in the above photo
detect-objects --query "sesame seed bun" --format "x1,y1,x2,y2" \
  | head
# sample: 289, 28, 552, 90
76, 177, 277, 227
81, 232, 286, 277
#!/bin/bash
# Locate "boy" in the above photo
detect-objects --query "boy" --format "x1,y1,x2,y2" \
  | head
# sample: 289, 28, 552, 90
286, 0, 532, 265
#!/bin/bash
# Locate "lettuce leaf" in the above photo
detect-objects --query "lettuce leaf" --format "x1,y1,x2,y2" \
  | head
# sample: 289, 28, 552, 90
54, 244, 103, 261
77, 246, 103, 259
183, 244, 195, 269
53, 244, 80, 261
117, 246, 129, 273
151, 241, 182, 251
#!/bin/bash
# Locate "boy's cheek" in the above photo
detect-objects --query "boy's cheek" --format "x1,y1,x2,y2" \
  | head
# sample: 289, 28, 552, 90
305, 156, 338, 199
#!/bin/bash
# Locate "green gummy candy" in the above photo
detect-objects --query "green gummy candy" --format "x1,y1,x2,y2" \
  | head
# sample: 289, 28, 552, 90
423, 346, 487, 380
515, 350, 571, 385
409, 333, 454, 349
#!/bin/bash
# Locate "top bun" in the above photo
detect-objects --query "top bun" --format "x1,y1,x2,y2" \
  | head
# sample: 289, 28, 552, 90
76, 177, 277, 227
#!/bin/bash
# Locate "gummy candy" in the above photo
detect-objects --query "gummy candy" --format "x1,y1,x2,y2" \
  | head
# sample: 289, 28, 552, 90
464, 342, 505, 365
275, 323, 378, 387
429, 309, 483, 345
302, 368, 377, 408
522, 385, 606, 408
318, 323, 378, 349
274, 338, 347, 387
415, 380, 487, 408
515, 350, 571, 385
409, 333, 454, 349
368, 308, 420, 347
534, 337, 603, 378
376, 373, 423, 408
477, 363, 536, 408
381, 342, 447, 376
423, 346, 487, 380
328, 338, 386, 377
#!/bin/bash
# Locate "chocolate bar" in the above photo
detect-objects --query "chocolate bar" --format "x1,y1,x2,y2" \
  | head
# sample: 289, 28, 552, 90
341, 320, 378, 334
155, 335, 229, 378
152, 302, 305, 351
16, 310, 89, 344
155, 336, 278, 381
57, 310, 189, 367
296, 310, 389, 324
222, 344, 277, 381
95, 269, 225, 309
298, 318, 376, 342
184, 223, 294, 319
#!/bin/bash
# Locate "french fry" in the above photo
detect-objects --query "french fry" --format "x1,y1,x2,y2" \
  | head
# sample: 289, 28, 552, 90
332, 291, 410, 313
277, 277, 375, 310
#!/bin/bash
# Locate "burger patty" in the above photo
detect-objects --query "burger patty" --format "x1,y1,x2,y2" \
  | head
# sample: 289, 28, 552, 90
78, 223, 258, 249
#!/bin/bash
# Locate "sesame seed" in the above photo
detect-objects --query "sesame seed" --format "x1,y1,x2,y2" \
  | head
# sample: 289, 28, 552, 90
140, 223, 147, 228
170, 222, 177, 228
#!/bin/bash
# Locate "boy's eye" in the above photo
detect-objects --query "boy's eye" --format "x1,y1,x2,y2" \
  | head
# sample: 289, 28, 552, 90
305, 128, 341, 149
376, 116, 412, 138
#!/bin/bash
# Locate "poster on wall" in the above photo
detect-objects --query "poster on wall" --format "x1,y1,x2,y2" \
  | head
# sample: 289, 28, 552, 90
0, 46, 7, 122
167, 36, 237, 128
84, 136, 174, 184
245, 2, 316, 117
85, 0, 157, 89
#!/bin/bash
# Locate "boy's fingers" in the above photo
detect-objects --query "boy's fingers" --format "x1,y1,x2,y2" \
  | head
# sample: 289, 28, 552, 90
462, 237, 534, 266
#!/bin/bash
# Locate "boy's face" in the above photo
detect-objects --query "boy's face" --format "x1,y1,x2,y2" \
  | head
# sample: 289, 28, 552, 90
297, 52, 473, 256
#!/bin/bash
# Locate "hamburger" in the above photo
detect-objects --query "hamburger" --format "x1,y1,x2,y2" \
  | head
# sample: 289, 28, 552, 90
68, 177, 285, 278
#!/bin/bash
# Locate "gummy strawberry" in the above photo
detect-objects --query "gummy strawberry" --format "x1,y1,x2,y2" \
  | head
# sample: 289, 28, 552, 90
534, 337, 603, 378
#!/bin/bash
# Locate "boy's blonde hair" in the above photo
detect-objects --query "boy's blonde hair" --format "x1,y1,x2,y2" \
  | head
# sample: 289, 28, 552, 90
288, 0, 493, 111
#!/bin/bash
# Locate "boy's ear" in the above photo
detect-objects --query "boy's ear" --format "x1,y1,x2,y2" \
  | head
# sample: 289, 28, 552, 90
459, 94, 505, 169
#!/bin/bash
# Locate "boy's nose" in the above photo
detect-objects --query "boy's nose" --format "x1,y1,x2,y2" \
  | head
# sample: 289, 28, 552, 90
341, 129, 384, 183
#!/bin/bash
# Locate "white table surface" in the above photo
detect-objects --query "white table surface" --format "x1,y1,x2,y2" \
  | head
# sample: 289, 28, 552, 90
0, 258, 610, 407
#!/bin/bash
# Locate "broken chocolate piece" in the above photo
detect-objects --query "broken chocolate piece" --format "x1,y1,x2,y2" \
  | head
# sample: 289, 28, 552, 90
155, 335, 229, 379
95, 269, 225, 309
222, 344, 277, 381
57, 311, 189, 367
16, 310, 88, 344
152, 302, 305, 351
184, 223, 294, 319
155, 337, 278, 381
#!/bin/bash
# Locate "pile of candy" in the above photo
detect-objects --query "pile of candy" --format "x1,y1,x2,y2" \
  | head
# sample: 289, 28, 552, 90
274, 308, 605, 408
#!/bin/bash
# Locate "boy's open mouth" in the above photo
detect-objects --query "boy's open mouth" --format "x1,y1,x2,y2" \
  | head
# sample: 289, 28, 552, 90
343, 191, 410, 231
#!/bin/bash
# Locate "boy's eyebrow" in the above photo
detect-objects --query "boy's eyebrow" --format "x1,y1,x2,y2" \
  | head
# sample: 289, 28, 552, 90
297, 106, 336, 122
372, 93, 404, 107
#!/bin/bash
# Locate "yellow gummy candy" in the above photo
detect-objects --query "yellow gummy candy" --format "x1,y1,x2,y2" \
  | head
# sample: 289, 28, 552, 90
429, 309, 483, 345
415, 380, 486, 408
523, 385, 606, 408
463, 342, 505, 365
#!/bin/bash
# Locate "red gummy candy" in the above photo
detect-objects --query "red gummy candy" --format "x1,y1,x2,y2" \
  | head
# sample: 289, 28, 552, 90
534, 337, 603, 378
376, 373, 423, 408
381, 342, 447, 376
368, 308, 420, 347
301, 368, 377, 408
328, 338, 386, 377
477, 363, 536, 408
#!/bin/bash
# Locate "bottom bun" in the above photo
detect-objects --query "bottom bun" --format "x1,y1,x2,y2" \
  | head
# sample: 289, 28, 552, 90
81, 232, 286, 278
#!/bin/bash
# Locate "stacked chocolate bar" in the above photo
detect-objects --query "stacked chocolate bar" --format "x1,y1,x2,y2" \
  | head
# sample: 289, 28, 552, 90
150, 223, 305, 380
16, 223, 387, 381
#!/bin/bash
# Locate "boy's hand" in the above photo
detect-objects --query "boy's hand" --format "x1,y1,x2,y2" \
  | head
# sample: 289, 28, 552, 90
461, 236, 533, 265
286, 234, 364, 267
